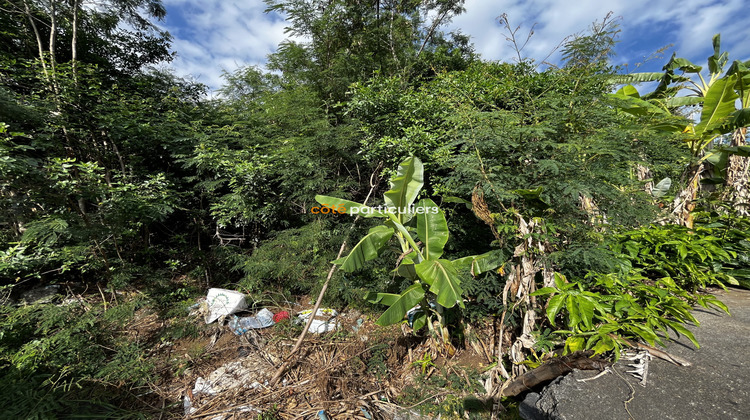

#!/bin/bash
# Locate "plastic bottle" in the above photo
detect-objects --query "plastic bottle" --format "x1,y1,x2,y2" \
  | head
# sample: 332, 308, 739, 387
228, 308, 275, 335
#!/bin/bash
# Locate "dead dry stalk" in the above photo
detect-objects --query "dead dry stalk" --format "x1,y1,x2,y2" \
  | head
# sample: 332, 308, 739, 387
269, 165, 382, 386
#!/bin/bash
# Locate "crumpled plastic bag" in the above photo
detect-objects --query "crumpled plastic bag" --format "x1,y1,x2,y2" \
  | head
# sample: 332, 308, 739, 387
184, 359, 262, 417
205, 288, 247, 324
297, 308, 339, 333
229, 308, 275, 334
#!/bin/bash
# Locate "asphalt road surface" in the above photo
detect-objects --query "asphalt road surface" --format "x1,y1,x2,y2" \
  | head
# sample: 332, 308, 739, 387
520, 287, 750, 420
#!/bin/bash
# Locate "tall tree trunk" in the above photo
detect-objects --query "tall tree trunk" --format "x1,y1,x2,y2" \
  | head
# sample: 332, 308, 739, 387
723, 127, 749, 216
71, 0, 80, 83
48, 0, 57, 76
23, 0, 49, 81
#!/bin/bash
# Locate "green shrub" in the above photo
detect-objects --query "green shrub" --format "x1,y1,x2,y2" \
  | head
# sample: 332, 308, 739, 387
608, 224, 735, 291
225, 221, 345, 296
532, 272, 728, 356
693, 211, 750, 289
0, 298, 156, 418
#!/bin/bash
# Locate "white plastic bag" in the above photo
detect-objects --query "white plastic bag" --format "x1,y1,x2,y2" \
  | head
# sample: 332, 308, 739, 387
205, 288, 247, 324
184, 359, 262, 417
297, 308, 338, 333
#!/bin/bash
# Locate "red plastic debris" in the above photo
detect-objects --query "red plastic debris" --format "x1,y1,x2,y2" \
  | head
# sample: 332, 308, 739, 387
273, 311, 290, 323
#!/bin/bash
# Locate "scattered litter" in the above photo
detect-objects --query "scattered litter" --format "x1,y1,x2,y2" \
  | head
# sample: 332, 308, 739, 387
273, 310, 291, 323
297, 308, 339, 333
352, 318, 364, 332
183, 354, 272, 418
59, 297, 80, 306
183, 397, 257, 420
228, 308, 275, 334
205, 288, 247, 324
406, 302, 434, 327
187, 299, 203, 313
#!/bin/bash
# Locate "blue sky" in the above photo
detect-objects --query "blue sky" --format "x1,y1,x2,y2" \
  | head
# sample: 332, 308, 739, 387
157, 0, 750, 93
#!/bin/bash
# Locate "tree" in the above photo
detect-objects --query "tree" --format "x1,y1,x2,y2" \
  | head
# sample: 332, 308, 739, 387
265, 0, 472, 106
0, 0, 209, 285
184, 67, 364, 244
561, 12, 620, 70
345, 39, 684, 375
1, 0, 172, 76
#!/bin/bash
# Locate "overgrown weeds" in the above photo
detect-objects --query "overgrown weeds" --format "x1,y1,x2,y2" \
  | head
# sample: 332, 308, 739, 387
0, 293, 160, 418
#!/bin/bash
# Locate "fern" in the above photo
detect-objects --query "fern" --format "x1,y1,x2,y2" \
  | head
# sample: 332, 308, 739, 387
21, 218, 70, 247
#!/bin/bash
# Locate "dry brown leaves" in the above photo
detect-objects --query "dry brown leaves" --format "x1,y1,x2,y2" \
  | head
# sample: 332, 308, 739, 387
177, 322, 419, 420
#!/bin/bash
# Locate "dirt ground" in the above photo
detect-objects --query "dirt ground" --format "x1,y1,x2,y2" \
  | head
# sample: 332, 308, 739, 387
141, 299, 497, 419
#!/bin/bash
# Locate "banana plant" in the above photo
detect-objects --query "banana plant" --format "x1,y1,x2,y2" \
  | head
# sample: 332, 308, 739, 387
608, 34, 750, 225
610, 35, 748, 158
315, 157, 502, 339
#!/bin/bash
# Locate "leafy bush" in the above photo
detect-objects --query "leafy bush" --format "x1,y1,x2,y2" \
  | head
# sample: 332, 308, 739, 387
1, 159, 177, 285
609, 223, 739, 291
532, 272, 728, 356
0, 298, 156, 418
225, 221, 346, 296
693, 211, 750, 289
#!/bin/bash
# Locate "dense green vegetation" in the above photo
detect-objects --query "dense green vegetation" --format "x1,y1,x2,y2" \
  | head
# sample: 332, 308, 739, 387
1, 0, 749, 417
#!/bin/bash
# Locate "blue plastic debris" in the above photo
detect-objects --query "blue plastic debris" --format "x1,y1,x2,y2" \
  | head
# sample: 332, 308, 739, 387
228, 308, 275, 335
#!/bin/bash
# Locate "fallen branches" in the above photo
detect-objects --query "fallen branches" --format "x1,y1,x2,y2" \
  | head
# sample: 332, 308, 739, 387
498, 351, 610, 397
613, 335, 692, 367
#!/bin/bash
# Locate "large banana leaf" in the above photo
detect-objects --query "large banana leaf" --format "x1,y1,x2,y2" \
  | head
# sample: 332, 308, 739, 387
704, 148, 730, 173
705, 145, 750, 174
375, 283, 425, 326
333, 225, 394, 272
665, 56, 702, 73
663, 96, 704, 108
707, 34, 728, 77
453, 249, 507, 275
315, 194, 386, 218
725, 108, 750, 130
616, 85, 641, 98
364, 291, 400, 306
610, 72, 665, 85
652, 178, 672, 198
695, 74, 739, 137
396, 254, 418, 280
416, 198, 448, 260
416, 259, 463, 308
384, 156, 423, 223
727, 60, 750, 107
608, 92, 670, 116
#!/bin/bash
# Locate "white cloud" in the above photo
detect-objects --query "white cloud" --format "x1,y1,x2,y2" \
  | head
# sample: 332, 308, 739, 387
158, 0, 292, 92
158, 0, 749, 92
449, 0, 749, 70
